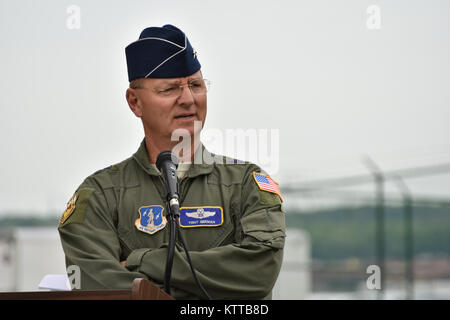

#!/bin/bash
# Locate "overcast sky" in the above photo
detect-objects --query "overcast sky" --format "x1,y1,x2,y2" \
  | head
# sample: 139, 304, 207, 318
1, 0, 449, 215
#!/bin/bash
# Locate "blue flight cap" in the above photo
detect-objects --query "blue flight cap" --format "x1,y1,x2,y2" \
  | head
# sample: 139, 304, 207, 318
125, 24, 201, 81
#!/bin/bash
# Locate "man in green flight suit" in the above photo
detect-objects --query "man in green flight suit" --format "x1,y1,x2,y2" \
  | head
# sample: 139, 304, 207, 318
58, 24, 285, 300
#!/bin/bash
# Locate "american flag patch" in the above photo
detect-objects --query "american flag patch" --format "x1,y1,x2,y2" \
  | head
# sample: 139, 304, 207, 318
253, 172, 283, 201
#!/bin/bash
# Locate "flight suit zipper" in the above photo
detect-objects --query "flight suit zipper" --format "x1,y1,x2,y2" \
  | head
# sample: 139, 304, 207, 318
159, 175, 188, 245
178, 176, 190, 204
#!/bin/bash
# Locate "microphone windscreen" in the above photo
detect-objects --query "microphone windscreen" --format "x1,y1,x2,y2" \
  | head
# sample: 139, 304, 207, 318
156, 151, 179, 171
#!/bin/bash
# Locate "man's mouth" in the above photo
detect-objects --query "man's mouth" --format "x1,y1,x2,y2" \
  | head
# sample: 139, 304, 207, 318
174, 113, 195, 120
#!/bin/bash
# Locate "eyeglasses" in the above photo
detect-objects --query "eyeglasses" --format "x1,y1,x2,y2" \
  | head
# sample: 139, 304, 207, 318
133, 78, 211, 98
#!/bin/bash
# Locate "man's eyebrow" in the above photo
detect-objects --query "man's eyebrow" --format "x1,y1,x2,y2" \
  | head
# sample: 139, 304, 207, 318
156, 80, 180, 86
154, 75, 202, 86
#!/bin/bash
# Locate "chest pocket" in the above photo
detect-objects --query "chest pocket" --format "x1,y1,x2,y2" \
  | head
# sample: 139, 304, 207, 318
178, 175, 239, 251
179, 206, 234, 251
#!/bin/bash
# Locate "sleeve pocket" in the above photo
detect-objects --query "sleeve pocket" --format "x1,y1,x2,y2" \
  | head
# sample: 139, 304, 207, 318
240, 206, 286, 249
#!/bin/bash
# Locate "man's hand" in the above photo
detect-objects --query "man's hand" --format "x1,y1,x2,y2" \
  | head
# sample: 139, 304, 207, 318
120, 261, 126, 268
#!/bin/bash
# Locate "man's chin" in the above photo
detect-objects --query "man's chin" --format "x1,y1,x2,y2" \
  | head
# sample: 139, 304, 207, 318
171, 120, 203, 136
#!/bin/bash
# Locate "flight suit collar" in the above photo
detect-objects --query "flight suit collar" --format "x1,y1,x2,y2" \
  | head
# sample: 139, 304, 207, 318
132, 138, 214, 178
132, 139, 161, 176
187, 144, 215, 178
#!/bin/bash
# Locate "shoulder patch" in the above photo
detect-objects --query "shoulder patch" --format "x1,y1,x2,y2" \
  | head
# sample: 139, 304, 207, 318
60, 194, 78, 224
253, 172, 283, 202
135, 205, 167, 235
58, 188, 94, 228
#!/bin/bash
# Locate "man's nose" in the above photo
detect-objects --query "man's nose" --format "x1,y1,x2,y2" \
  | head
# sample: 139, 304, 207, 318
177, 85, 195, 106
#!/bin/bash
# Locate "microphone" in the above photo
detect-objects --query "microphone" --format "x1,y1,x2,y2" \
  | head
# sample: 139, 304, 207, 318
156, 151, 179, 295
156, 151, 180, 214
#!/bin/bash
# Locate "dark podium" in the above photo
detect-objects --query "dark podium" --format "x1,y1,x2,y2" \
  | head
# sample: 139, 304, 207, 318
0, 278, 174, 300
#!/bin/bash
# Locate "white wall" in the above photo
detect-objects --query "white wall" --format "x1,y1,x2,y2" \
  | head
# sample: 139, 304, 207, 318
0, 237, 15, 291
273, 228, 311, 299
14, 228, 67, 291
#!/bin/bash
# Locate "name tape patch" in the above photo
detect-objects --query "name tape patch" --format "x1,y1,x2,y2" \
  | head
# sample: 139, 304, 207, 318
179, 206, 223, 228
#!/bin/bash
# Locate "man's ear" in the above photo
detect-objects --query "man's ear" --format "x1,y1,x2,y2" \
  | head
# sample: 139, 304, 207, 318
126, 88, 143, 118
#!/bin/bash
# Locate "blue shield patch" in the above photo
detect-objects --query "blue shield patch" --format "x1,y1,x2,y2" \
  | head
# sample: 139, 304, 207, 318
179, 206, 223, 228
135, 205, 167, 235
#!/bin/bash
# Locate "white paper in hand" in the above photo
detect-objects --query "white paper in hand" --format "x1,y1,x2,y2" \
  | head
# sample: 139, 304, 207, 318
38, 274, 72, 291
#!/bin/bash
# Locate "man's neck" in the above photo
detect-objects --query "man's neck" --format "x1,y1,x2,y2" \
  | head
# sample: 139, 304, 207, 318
144, 135, 201, 164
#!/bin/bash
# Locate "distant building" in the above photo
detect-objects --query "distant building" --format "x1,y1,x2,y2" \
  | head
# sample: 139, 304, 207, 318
0, 227, 66, 291
273, 228, 312, 299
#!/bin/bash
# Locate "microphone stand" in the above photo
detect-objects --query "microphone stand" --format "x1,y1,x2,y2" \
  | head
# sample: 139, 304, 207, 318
163, 197, 179, 295
157, 151, 211, 299
163, 195, 211, 299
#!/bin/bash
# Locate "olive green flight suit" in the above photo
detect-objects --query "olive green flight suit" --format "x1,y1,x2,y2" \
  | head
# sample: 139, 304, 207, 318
58, 139, 285, 299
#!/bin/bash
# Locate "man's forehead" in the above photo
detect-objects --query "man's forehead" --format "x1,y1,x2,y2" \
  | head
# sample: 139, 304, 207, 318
146, 71, 202, 84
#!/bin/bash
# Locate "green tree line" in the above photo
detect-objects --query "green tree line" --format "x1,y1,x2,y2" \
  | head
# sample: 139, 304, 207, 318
286, 205, 450, 260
